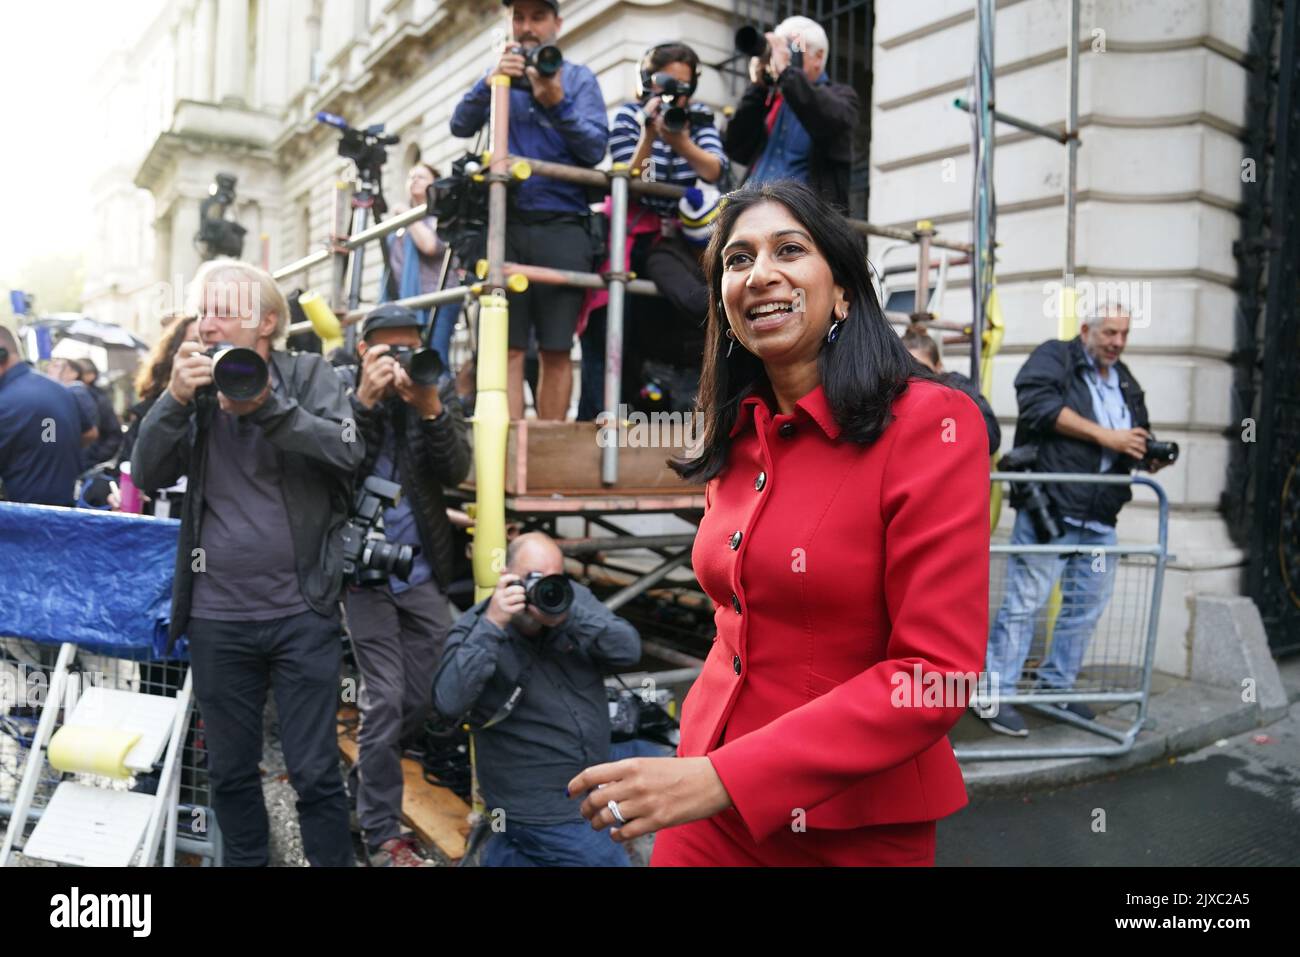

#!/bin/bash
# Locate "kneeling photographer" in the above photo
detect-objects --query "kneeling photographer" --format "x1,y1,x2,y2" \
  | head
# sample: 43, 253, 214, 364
131, 260, 365, 866
980, 306, 1175, 738
347, 302, 471, 866
433, 532, 641, 866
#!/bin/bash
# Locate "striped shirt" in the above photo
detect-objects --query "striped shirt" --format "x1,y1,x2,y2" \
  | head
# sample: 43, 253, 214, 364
609, 101, 727, 216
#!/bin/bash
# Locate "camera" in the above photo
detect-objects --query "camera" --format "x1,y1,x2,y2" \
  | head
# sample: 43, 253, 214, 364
388, 345, 446, 387
735, 26, 802, 82
510, 42, 563, 90
426, 152, 490, 265
644, 73, 713, 134
735, 25, 770, 61
1139, 433, 1179, 471
201, 342, 269, 401
521, 571, 573, 616
195, 173, 247, 260
341, 475, 415, 586
998, 444, 1064, 544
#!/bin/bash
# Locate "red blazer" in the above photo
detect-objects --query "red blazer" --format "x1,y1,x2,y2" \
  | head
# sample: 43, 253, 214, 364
681, 377, 990, 845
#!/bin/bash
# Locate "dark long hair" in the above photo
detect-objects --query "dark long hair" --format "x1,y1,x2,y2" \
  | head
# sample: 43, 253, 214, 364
671, 180, 933, 483
134, 313, 197, 405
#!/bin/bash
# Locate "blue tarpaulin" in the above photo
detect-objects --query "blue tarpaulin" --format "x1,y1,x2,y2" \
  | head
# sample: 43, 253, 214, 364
0, 503, 181, 658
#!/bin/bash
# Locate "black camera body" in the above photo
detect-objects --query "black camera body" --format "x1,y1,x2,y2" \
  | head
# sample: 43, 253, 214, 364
202, 342, 269, 401
509, 43, 563, 90
998, 444, 1064, 544
426, 152, 490, 265
643, 74, 714, 135
1139, 433, 1179, 471
521, 571, 573, 616
341, 475, 415, 586
387, 345, 446, 387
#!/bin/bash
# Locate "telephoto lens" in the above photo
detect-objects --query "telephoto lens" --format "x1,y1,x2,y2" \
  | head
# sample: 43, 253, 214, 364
206, 342, 269, 400
530, 43, 563, 75
735, 24, 770, 58
388, 345, 445, 387
522, 571, 574, 616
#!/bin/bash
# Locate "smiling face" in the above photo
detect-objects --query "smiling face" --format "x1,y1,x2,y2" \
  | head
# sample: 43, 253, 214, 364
1081, 311, 1131, 370
719, 201, 849, 367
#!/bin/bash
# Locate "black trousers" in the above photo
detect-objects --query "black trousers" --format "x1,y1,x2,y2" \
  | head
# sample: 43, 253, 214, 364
188, 608, 355, 867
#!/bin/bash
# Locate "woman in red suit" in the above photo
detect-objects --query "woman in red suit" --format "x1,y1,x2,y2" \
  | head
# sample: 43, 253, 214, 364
567, 181, 990, 865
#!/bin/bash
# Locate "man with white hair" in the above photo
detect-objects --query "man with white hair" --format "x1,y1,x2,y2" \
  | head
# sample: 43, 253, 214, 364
132, 260, 365, 866
725, 15, 859, 210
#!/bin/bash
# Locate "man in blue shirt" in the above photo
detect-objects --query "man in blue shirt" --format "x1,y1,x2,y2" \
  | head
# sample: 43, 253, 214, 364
979, 308, 1172, 737
0, 326, 88, 507
450, 0, 609, 421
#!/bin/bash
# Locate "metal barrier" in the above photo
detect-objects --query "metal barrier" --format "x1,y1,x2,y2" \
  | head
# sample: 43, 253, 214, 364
955, 472, 1170, 760
0, 640, 222, 865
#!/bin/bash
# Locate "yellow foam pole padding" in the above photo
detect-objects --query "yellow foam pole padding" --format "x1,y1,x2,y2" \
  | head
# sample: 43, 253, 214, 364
1059, 282, 1078, 341
507, 274, 528, 293
510, 160, 532, 181
298, 292, 345, 355
472, 294, 510, 603
981, 285, 1006, 531
48, 726, 141, 780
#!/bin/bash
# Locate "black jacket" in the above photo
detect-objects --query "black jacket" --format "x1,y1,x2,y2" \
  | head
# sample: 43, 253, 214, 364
432, 581, 640, 823
349, 375, 471, 592
84, 383, 122, 467
1011, 336, 1150, 528
725, 70, 859, 211
941, 370, 1001, 455
132, 351, 365, 649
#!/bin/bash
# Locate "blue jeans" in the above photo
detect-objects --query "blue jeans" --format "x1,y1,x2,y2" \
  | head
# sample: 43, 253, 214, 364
985, 509, 1118, 699
430, 301, 460, 370
481, 818, 631, 867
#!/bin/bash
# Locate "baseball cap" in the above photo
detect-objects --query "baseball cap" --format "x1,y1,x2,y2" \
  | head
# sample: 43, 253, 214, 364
502, 0, 560, 12
361, 303, 424, 340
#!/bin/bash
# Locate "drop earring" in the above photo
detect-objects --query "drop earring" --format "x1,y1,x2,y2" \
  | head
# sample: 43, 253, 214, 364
725, 327, 737, 358
826, 307, 847, 344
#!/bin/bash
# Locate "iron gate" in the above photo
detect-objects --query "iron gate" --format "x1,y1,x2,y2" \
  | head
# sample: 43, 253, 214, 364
1230, 0, 1300, 653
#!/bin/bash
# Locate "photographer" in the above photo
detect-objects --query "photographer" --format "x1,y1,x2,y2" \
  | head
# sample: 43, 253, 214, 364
577, 43, 725, 419
131, 260, 364, 866
611, 43, 726, 212
432, 532, 640, 866
379, 163, 462, 369
724, 16, 858, 210
979, 306, 1172, 737
449, 0, 609, 421
346, 303, 471, 867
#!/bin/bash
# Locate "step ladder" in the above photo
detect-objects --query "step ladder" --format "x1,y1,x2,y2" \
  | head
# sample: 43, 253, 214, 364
0, 642, 194, 867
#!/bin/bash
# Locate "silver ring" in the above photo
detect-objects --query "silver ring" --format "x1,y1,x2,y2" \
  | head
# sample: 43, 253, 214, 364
607, 799, 627, 826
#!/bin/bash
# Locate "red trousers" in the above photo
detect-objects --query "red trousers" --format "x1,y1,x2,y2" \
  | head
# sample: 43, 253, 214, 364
650, 807, 937, 867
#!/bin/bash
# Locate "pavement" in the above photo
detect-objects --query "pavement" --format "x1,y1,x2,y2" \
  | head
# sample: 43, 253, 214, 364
939, 656, 1300, 865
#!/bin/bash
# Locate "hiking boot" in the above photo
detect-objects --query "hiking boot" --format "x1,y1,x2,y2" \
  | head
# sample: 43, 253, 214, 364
368, 835, 435, 867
